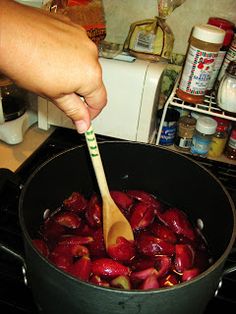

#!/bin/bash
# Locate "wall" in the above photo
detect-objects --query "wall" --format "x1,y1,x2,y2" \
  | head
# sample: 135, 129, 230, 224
103, 0, 236, 55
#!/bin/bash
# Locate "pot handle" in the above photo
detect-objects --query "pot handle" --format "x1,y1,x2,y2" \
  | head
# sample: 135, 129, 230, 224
0, 242, 28, 285
222, 247, 236, 276
0, 242, 26, 265
0, 168, 21, 190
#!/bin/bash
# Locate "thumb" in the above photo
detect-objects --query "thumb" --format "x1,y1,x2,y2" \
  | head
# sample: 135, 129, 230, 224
53, 93, 90, 133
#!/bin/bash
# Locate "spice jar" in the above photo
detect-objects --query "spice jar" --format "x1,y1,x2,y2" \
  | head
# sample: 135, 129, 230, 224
174, 114, 196, 151
190, 116, 217, 157
216, 61, 236, 113
208, 118, 230, 158
224, 128, 236, 160
176, 24, 225, 104
206, 17, 234, 93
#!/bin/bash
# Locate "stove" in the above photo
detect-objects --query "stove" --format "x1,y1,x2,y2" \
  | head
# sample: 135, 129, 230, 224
0, 127, 235, 313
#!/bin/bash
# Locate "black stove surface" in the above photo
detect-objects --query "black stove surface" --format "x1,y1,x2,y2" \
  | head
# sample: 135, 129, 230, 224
0, 127, 236, 314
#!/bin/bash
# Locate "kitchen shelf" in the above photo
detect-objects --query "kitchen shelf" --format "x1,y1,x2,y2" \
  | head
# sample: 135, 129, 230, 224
156, 75, 236, 165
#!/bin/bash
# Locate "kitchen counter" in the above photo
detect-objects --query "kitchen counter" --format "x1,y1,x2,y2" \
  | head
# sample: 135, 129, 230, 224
0, 123, 55, 172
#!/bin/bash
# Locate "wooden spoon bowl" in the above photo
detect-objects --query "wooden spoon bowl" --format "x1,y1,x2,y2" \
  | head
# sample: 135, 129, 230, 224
85, 126, 134, 250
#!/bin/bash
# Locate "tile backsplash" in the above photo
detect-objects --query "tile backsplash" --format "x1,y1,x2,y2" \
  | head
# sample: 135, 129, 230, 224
103, 0, 236, 55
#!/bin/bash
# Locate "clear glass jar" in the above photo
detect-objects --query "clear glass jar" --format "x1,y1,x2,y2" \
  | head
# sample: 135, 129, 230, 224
208, 118, 230, 157
216, 61, 236, 113
174, 114, 196, 151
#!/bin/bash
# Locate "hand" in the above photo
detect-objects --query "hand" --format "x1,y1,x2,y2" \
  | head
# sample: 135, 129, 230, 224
0, 0, 107, 133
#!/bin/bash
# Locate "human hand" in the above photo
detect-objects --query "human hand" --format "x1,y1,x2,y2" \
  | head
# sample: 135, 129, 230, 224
0, 0, 107, 133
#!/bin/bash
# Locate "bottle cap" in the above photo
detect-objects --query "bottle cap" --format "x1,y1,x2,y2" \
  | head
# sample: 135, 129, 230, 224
208, 17, 234, 31
223, 29, 234, 46
192, 24, 225, 44
226, 60, 236, 76
196, 116, 217, 135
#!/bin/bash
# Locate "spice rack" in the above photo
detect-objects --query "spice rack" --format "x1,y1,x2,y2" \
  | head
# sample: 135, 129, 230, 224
156, 75, 236, 165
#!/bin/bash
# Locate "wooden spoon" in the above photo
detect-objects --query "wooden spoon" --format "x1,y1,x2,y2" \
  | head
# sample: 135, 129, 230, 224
85, 125, 134, 250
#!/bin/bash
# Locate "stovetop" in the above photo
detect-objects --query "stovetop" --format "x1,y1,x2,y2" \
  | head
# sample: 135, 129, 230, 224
0, 127, 236, 314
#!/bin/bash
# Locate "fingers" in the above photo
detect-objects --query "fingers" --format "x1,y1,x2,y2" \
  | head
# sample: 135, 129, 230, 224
54, 93, 91, 133
83, 81, 107, 119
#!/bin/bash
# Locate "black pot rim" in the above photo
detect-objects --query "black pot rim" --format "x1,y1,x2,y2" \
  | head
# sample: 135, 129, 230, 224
18, 141, 236, 294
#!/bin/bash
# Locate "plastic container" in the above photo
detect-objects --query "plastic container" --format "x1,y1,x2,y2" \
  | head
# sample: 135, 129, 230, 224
157, 108, 180, 145
206, 17, 234, 93
176, 24, 225, 104
208, 117, 230, 157
190, 116, 217, 157
224, 128, 236, 160
174, 114, 196, 151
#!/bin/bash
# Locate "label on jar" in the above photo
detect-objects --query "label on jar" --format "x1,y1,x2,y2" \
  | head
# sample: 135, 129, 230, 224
208, 137, 227, 157
207, 50, 226, 90
190, 135, 211, 156
175, 136, 193, 149
179, 45, 218, 95
218, 38, 236, 81
228, 136, 236, 149
159, 122, 177, 145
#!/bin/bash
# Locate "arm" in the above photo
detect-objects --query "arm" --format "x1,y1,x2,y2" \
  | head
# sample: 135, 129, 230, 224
0, 0, 107, 133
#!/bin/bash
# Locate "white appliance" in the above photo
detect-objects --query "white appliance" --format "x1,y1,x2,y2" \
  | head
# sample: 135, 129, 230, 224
0, 90, 38, 145
38, 57, 167, 143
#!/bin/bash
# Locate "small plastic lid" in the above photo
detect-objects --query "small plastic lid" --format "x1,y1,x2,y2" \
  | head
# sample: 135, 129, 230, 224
196, 116, 217, 135
191, 111, 202, 120
192, 24, 225, 44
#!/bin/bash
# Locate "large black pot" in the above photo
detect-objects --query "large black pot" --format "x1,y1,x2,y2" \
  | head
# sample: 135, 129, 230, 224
8, 142, 236, 313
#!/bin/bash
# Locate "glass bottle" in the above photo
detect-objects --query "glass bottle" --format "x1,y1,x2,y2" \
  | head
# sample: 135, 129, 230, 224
216, 33, 236, 88
206, 17, 234, 93
224, 128, 236, 160
174, 114, 196, 151
208, 118, 230, 158
216, 60, 236, 113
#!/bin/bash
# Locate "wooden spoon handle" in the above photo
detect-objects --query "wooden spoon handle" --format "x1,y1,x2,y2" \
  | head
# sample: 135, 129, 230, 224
85, 125, 110, 197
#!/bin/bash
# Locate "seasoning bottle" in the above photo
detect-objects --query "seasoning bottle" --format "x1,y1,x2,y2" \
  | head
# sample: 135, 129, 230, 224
206, 17, 234, 93
176, 24, 225, 104
208, 118, 230, 158
174, 114, 196, 151
224, 128, 236, 160
216, 61, 236, 113
216, 32, 236, 88
190, 116, 217, 157
156, 108, 180, 145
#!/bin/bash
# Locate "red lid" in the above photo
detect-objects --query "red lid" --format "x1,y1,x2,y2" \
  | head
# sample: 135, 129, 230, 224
216, 124, 228, 133
208, 17, 235, 30
230, 129, 236, 139
214, 116, 230, 126
208, 17, 235, 46
224, 29, 234, 46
